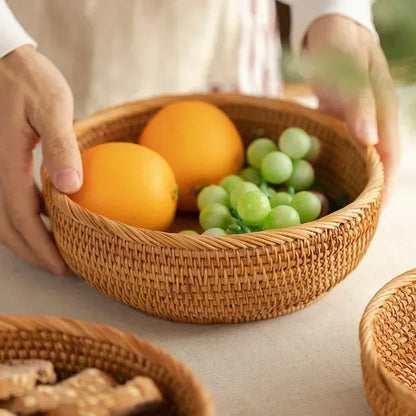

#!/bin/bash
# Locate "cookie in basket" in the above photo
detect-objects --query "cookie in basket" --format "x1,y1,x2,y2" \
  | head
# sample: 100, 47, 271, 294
101, 375, 164, 415
9, 368, 116, 414
50, 375, 165, 416
0, 360, 56, 400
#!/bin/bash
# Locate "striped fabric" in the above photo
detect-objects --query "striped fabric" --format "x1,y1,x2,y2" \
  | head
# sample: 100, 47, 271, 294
238, 0, 281, 97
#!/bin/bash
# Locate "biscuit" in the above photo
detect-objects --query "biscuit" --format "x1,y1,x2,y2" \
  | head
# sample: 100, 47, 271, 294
0, 360, 56, 400
49, 376, 164, 416
104, 376, 164, 415
10, 368, 116, 414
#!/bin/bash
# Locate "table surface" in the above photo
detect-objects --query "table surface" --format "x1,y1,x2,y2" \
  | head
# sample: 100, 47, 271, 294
0, 88, 414, 416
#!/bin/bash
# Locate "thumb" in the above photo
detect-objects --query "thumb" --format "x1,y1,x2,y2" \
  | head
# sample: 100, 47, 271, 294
36, 95, 83, 194
344, 86, 379, 147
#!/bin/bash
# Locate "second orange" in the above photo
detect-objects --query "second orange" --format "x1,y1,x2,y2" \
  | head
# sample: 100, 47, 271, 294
139, 100, 245, 211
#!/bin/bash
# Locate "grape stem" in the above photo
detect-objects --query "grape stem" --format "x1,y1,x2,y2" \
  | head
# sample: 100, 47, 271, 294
227, 215, 252, 234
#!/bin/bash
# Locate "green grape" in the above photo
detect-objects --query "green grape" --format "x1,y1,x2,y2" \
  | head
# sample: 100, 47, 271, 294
179, 230, 199, 235
263, 205, 301, 230
219, 174, 244, 193
260, 151, 293, 184
197, 185, 229, 210
240, 166, 263, 185
199, 203, 232, 230
269, 192, 292, 208
237, 191, 271, 226
278, 127, 311, 159
286, 159, 315, 191
246, 138, 277, 168
203, 228, 227, 236
230, 181, 260, 209
290, 191, 321, 223
259, 181, 276, 197
305, 135, 321, 163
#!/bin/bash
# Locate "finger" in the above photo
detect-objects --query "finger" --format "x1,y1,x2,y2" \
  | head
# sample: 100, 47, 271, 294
315, 84, 345, 119
31, 91, 83, 194
4, 179, 66, 274
1, 141, 66, 274
5, 183, 66, 275
319, 101, 344, 119
344, 84, 378, 146
316, 81, 378, 146
323, 45, 379, 146
310, 57, 378, 147
0, 186, 49, 270
369, 46, 400, 201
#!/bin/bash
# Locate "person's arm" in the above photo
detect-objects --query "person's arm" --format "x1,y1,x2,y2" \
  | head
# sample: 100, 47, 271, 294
0, 1, 82, 273
281, 0, 399, 201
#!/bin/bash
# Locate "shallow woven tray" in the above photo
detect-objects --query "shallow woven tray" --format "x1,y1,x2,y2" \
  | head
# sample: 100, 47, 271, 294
360, 269, 416, 416
0, 315, 214, 415
43, 93, 384, 324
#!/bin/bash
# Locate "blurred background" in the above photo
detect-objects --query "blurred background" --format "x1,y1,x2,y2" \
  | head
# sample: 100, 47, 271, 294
373, 0, 416, 132
277, 0, 415, 139
278, 0, 416, 85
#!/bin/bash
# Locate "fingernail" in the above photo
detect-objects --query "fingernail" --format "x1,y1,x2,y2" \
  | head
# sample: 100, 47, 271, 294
54, 169, 81, 194
359, 122, 379, 146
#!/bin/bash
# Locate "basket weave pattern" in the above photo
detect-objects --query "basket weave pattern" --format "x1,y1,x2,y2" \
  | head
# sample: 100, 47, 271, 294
43, 94, 384, 323
0, 316, 214, 416
360, 269, 416, 416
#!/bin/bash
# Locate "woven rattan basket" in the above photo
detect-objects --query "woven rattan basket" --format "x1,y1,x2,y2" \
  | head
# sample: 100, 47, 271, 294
360, 269, 416, 416
0, 315, 214, 415
43, 93, 384, 324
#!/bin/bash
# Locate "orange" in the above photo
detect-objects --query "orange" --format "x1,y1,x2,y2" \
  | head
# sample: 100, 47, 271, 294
139, 100, 244, 211
70, 142, 177, 230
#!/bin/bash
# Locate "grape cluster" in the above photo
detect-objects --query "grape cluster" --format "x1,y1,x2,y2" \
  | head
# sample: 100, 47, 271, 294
180, 127, 329, 236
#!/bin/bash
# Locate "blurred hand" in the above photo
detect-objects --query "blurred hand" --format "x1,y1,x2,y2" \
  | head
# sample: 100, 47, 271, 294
304, 15, 400, 201
0, 45, 82, 273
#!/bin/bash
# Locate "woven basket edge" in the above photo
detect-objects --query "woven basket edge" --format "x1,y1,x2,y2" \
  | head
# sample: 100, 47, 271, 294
359, 269, 416, 406
0, 314, 215, 415
43, 94, 384, 249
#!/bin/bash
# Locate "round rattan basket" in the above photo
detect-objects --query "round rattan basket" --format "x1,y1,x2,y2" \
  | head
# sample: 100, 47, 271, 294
360, 269, 416, 416
0, 315, 214, 415
43, 93, 384, 324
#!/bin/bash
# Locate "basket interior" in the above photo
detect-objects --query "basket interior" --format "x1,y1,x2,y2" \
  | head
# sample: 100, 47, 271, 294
373, 282, 416, 389
76, 100, 368, 231
0, 328, 198, 416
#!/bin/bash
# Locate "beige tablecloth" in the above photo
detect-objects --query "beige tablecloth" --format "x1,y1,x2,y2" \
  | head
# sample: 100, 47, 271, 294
0, 90, 413, 416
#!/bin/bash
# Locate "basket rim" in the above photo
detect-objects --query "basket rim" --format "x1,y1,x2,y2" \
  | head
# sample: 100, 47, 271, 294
359, 269, 416, 403
43, 93, 384, 250
0, 314, 215, 414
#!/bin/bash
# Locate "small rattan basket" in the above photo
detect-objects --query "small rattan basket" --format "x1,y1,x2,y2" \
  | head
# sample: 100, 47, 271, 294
43, 93, 384, 324
360, 269, 416, 416
0, 315, 214, 415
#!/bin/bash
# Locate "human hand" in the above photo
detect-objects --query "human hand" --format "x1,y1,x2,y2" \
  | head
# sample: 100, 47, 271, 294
304, 15, 400, 201
0, 46, 82, 273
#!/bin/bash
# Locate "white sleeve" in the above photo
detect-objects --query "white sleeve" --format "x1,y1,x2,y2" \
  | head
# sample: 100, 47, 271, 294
0, 0, 37, 58
281, 0, 377, 54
